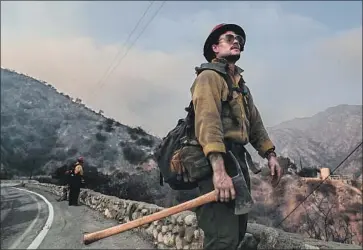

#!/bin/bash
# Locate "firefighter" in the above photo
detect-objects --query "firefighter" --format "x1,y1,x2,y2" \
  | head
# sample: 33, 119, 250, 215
68, 156, 84, 206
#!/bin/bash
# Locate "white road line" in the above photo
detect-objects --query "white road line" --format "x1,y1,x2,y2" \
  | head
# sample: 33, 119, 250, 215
14, 187, 54, 250
9, 192, 41, 249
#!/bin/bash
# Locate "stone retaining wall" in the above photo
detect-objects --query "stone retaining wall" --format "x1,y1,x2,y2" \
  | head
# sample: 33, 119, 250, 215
25, 182, 361, 250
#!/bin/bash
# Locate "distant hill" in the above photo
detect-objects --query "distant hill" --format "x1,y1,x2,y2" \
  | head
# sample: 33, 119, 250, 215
247, 104, 362, 179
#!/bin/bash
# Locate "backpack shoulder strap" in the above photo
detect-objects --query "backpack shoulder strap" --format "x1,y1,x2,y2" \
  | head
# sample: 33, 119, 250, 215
237, 75, 249, 96
237, 76, 252, 119
221, 74, 237, 101
194, 63, 236, 101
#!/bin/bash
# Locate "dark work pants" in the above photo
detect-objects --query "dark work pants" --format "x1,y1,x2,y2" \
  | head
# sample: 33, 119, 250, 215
195, 145, 251, 250
68, 186, 80, 206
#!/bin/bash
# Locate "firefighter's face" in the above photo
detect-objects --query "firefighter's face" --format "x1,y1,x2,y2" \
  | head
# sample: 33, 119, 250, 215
212, 31, 243, 59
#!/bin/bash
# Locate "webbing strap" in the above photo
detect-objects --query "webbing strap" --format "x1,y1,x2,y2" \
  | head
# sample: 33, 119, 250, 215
237, 77, 251, 120
222, 74, 236, 101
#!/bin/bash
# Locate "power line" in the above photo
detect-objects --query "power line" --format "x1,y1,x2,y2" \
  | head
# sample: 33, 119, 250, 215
89, 1, 155, 99
92, 1, 166, 97
276, 141, 362, 228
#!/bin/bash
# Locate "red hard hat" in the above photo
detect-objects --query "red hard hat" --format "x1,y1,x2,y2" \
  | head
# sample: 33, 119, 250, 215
78, 156, 84, 162
203, 23, 246, 62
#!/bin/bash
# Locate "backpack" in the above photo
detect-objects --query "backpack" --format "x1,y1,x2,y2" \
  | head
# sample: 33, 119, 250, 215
154, 62, 251, 190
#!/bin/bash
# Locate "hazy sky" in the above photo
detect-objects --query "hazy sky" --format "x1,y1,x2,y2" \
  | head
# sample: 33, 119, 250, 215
1, 1, 362, 137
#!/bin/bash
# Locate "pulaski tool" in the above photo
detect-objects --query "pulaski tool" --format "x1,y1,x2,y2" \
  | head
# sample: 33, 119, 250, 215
83, 150, 254, 245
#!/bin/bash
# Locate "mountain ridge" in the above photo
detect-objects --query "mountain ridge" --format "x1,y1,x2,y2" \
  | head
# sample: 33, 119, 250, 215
247, 104, 362, 179
1, 67, 361, 180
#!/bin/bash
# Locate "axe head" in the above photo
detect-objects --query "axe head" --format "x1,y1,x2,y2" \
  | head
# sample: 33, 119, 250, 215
227, 151, 254, 215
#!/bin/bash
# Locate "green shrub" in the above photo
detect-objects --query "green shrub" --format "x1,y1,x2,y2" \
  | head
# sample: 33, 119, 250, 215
105, 118, 114, 126
135, 137, 154, 147
105, 125, 114, 132
104, 118, 115, 132
97, 124, 103, 130
95, 132, 107, 142
127, 126, 147, 137
130, 133, 138, 140
122, 146, 146, 165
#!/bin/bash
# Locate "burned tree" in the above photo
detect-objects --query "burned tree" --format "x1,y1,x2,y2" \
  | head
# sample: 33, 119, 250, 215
299, 190, 360, 245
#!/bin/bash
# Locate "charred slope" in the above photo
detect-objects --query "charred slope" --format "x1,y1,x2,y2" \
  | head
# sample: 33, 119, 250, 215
1, 68, 161, 176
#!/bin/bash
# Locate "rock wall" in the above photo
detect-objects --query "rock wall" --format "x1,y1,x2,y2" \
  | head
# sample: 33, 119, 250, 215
25, 182, 361, 250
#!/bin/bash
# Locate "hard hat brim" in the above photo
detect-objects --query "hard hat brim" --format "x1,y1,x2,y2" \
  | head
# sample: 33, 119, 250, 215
203, 24, 246, 62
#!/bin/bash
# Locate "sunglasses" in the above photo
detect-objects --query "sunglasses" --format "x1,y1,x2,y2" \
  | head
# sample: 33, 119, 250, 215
219, 34, 245, 46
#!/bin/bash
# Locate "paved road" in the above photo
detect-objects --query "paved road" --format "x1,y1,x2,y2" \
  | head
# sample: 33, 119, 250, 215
1, 184, 155, 249
1, 185, 49, 249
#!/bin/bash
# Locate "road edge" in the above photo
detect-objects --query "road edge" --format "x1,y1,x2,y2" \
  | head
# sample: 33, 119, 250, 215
14, 187, 55, 250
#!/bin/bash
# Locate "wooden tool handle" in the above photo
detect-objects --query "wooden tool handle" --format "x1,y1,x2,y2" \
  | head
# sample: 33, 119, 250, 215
83, 190, 216, 245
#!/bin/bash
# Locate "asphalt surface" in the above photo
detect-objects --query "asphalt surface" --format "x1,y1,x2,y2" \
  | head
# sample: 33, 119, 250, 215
1, 184, 155, 249
1, 185, 49, 249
